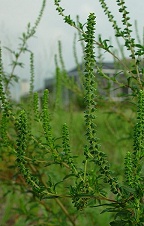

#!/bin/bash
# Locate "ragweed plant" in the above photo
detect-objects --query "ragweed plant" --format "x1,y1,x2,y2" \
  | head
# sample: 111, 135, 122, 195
15, 110, 43, 197
0, 1, 144, 225
41, 89, 53, 150
3, 0, 46, 97
54, 0, 144, 225
82, 13, 121, 198
0, 47, 12, 149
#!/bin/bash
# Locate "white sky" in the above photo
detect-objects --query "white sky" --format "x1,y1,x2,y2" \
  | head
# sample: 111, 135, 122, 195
0, 0, 144, 97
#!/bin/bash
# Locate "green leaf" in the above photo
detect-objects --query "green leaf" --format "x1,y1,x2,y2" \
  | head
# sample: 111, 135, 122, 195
63, 173, 77, 181
135, 44, 144, 49
53, 180, 63, 191
101, 207, 119, 214
42, 195, 59, 200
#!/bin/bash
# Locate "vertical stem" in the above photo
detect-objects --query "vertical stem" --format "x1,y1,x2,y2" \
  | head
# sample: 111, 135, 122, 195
55, 198, 76, 226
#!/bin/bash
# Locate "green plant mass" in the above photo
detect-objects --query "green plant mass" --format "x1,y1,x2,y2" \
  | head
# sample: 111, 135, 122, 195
0, 0, 144, 225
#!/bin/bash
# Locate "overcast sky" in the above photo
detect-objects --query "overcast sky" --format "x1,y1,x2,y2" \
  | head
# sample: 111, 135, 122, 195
0, 0, 144, 96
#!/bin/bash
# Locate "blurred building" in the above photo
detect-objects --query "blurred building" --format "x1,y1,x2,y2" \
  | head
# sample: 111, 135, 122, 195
44, 61, 132, 104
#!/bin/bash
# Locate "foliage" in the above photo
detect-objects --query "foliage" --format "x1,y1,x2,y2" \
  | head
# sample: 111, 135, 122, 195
0, 0, 144, 225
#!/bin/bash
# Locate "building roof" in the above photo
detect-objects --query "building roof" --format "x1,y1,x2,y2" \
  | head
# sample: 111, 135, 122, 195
69, 62, 115, 72
68, 62, 116, 77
